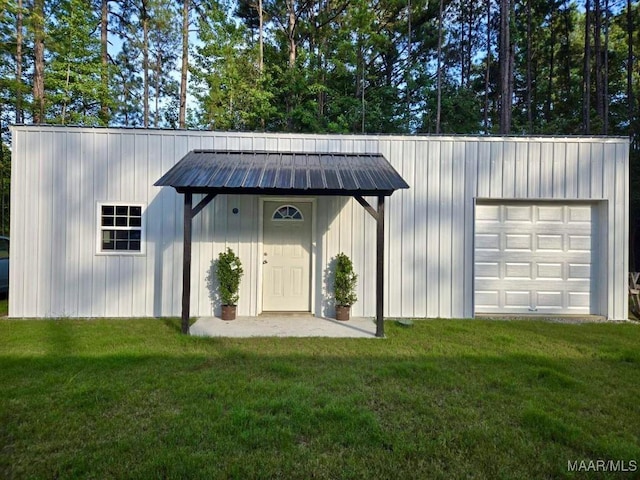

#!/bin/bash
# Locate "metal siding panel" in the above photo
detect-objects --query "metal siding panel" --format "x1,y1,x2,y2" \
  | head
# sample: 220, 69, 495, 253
426, 141, 440, 317
622, 142, 630, 319
602, 143, 616, 319
118, 257, 134, 316
290, 137, 304, 151
303, 138, 316, 151
245, 196, 259, 316
413, 141, 428, 317
387, 145, 403, 317
338, 194, 353, 255
527, 142, 541, 198
252, 137, 266, 150
278, 137, 292, 152
227, 136, 240, 150
401, 141, 415, 317
566, 142, 578, 198
539, 142, 553, 198
476, 142, 491, 198
146, 134, 163, 317
351, 197, 365, 317
489, 142, 503, 198
552, 142, 566, 198
160, 136, 177, 316
590, 142, 604, 198
514, 142, 528, 197
314, 137, 329, 152
577, 143, 592, 198
314, 197, 327, 316
20, 131, 35, 316
77, 133, 95, 317
8, 130, 22, 315
50, 132, 68, 316
451, 141, 465, 317
614, 144, 627, 319
91, 133, 109, 317
35, 130, 53, 316
200, 136, 215, 150
502, 141, 516, 198
463, 142, 478, 317
130, 135, 148, 317
439, 141, 453, 317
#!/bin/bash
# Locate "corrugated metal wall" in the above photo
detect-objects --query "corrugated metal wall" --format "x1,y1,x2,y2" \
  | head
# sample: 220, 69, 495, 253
9, 127, 629, 319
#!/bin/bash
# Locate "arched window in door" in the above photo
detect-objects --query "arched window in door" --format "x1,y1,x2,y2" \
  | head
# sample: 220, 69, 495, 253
272, 205, 304, 221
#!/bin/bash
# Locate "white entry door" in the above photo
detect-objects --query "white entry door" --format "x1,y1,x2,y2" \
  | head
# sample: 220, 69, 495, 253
263, 201, 312, 311
475, 202, 595, 315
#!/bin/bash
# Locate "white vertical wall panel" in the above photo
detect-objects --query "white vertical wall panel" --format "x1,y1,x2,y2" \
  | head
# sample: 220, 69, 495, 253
9, 127, 629, 320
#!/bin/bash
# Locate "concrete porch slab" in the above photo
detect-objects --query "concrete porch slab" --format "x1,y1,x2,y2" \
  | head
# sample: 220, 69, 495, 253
189, 315, 378, 338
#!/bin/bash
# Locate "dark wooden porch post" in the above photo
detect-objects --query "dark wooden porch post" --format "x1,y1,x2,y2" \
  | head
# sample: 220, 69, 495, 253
376, 195, 385, 337
181, 192, 193, 334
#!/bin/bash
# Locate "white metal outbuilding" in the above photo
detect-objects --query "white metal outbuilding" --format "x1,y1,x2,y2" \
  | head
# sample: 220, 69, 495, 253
9, 126, 629, 320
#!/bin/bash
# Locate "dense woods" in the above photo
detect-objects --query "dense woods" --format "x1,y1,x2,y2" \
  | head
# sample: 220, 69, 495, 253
0, 0, 640, 261
0, 0, 638, 136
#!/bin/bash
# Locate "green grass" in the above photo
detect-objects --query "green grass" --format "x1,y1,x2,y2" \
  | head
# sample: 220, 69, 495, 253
1, 319, 639, 479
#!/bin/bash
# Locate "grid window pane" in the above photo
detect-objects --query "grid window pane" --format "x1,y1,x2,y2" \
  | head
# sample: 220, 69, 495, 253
99, 204, 144, 253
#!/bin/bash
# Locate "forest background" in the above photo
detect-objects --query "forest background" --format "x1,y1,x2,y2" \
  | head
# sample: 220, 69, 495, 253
1, 0, 639, 266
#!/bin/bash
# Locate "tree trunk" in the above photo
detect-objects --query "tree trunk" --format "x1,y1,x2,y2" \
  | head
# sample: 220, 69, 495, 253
33, 0, 45, 123
583, 0, 591, 134
627, 0, 634, 124
594, 0, 603, 123
526, 0, 532, 132
545, 10, 555, 124
406, 0, 411, 127
155, 51, 161, 127
179, 0, 188, 129
142, 0, 150, 128
100, 0, 109, 123
258, 0, 264, 74
287, 0, 296, 67
499, 0, 512, 134
483, 0, 490, 133
466, 3, 473, 88
460, 1, 465, 87
15, 0, 24, 123
436, 0, 443, 134
603, 0, 609, 134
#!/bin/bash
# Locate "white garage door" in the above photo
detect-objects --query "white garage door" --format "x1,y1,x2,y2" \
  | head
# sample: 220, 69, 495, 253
474, 202, 595, 315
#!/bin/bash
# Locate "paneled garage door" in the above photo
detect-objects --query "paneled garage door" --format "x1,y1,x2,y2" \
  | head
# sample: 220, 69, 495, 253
474, 202, 595, 315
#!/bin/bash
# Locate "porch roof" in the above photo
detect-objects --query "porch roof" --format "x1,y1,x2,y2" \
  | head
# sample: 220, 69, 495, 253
154, 150, 409, 196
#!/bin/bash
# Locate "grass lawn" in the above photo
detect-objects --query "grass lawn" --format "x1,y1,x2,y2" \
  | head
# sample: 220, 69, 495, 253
1, 319, 639, 479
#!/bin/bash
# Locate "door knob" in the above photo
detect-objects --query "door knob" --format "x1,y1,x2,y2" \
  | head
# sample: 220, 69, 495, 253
263, 260, 268, 264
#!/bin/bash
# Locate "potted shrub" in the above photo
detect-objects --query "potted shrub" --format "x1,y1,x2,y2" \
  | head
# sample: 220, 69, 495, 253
216, 247, 244, 320
334, 252, 358, 321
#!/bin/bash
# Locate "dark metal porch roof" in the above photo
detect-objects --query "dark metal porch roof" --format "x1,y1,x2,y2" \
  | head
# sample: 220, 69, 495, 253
154, 150, 409, 196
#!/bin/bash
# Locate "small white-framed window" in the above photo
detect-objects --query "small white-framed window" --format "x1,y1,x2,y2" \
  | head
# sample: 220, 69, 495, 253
97, 203, 145, 254
272, 205, 304, 221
